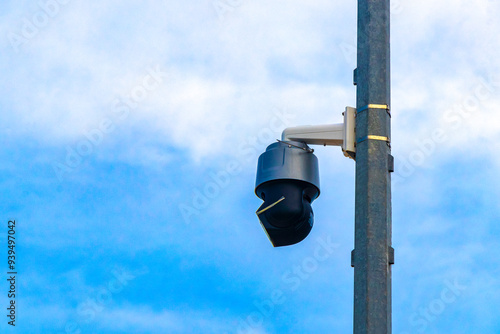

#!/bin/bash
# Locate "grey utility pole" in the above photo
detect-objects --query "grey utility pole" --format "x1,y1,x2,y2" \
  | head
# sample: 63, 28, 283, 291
352, 0, 394, 333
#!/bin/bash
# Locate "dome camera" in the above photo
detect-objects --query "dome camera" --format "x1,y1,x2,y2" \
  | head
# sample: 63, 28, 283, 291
255, 140, 320, 247
254, 107, 356, 247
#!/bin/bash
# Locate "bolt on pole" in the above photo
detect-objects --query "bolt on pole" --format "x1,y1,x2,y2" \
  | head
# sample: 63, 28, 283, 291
352, 0, 393, 333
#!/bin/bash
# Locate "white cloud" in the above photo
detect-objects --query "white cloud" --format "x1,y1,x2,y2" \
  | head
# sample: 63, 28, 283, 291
97, 306, 182, 332
2, 0, 499, 167
95, 305, 271, 334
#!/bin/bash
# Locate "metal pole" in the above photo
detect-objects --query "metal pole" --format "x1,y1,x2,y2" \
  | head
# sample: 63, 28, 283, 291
352, 0, 393, 332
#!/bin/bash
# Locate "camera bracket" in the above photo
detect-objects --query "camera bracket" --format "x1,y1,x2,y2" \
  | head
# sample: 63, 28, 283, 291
281, 106, 356, 160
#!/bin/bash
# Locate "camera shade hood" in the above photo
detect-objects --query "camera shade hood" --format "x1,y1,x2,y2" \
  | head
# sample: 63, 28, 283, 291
255, 141, 320, 196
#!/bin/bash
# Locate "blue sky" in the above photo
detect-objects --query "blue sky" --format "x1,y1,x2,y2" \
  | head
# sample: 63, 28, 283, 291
1, 0, 500, 333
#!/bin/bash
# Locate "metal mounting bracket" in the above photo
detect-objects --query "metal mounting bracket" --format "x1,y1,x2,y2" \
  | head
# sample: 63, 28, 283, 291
281, 106, 356, 160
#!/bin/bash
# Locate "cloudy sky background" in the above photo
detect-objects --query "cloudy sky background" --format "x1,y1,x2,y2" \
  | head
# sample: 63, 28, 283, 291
1, 0, 500, 333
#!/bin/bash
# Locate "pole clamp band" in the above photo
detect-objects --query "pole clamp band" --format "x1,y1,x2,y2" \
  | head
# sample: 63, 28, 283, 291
357, 104, 391, 117
356, 135, 391, 146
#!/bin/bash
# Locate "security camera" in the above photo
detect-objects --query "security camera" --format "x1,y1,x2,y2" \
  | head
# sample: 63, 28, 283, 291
255, 107, 356, 247
255, 140, 320, 247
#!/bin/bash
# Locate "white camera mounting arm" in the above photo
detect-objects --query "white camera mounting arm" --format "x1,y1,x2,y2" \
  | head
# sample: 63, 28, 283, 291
281, 106, 356, 159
